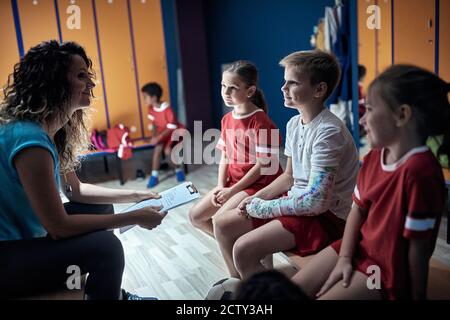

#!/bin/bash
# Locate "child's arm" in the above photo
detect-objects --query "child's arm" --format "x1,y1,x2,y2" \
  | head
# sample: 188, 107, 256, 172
246, 166, 337, 218
15, 148, 165, 239
62, 171, 161, 204
217, 151, 228, 188
337, 204, 366, 258
246, 127, 348, 219
408, 237, 431, 299
254, 157, 294, 199
215, 158, 264, 204
212, 152, 229, 206
316, 204, 367, 296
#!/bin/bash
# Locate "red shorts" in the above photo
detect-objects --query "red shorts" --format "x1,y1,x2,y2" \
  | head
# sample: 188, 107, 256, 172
158, 132, 183, 151
252, 211, 346, 256
330, 240, 387, 299
224, 180, 267, 197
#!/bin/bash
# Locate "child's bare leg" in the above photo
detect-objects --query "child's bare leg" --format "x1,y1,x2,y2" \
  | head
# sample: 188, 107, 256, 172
233, 220, 296, 279
188, 189, 220, 236
163, 146, 177, 169
291, 246, 340, 298
213, 192, 255, 278
152, 144, 164, 171
291, 246, 381, 300
189, 190, 245, 236
318, 270, 381, 300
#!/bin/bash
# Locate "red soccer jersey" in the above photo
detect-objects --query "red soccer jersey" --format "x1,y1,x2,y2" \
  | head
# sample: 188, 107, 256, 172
216, 109, 283, 191
147, 102, 180, 134
333, 147, 446, 299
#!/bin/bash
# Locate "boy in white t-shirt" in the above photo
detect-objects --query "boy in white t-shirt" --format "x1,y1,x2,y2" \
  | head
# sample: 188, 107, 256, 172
213, 50, 359, 279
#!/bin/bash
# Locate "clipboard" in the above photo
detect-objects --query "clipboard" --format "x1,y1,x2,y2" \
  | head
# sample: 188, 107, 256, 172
119, 181, 200, 233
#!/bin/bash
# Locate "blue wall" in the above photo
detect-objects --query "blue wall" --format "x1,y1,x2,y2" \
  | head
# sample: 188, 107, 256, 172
160, 0, 180, 115
204, 0, 335, 138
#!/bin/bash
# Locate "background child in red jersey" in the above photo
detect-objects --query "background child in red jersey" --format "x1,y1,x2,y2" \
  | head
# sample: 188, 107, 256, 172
142, 82, 185, 188
292, 65, 450, 300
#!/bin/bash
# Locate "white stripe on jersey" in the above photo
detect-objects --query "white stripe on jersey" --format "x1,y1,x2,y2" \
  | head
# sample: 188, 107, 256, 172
354, 185, 361, 200
255, 145, 278, 154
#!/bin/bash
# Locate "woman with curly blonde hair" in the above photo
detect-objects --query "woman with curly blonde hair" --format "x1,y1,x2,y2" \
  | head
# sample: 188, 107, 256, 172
0, 41, 164, 300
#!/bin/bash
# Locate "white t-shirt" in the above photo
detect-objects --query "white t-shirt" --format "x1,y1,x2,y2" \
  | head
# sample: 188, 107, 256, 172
284, 108, 358, 220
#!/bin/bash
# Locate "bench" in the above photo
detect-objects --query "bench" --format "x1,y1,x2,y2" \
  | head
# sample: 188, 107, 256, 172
82, 140, 188, 185
82, 140, 156, 185
284, 252, 450, 299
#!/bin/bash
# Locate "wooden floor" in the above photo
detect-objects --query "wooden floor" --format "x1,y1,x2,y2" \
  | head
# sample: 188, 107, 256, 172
88, 157, 450, 300
96, 165, 296, 300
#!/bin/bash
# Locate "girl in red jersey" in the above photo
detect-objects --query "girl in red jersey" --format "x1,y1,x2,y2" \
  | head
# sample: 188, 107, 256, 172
292, 65, 450, 300
189, 61, 282, 239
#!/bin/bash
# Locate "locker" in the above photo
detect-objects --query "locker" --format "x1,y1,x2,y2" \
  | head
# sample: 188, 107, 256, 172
94, 0, 142, 139
377, 0, 392, 74
17, 0, 59, 52
439, 0, 450, 83
393, 0, 435, 72
0, 1, 20, 93
129, 0, 170, 138
358, 0, 376, 92
57, 0, 108, 132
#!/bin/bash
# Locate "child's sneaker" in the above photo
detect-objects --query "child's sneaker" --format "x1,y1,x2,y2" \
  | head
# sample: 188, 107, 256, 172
121, 289, 158, 300
175, 169, 185, 182
147, 175, 159, 188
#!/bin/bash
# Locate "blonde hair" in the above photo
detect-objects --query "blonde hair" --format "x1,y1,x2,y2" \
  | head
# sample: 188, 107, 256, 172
279, 50, 341, 101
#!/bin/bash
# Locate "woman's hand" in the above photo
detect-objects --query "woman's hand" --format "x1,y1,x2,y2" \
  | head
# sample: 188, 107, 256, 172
215, 187, 235, 205
134, 205, 166, 231
135, 190, 161, 202
316, 256, 354, 297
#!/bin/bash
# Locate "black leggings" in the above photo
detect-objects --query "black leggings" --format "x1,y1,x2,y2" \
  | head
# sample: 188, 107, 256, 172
0, 203, 124, 300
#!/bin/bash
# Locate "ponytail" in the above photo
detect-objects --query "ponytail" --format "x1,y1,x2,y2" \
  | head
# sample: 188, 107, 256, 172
225, 60, 269, 113
370, 65, 450, 159
251, 88, 268, 113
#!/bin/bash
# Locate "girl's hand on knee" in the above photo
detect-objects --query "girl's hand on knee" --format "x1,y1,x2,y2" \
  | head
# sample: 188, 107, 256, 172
216, 187, 234, 205
211, 187, 223, 207
316, 256, 353, 297
135, 205, 166, 230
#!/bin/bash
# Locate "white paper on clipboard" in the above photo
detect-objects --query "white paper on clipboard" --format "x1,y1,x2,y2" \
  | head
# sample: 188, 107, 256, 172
119, 181, 200, 233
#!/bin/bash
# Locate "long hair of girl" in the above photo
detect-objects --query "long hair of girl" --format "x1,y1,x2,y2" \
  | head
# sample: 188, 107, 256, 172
252, 88, 268, 113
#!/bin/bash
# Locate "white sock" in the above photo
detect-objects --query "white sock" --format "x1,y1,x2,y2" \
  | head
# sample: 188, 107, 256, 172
151, 170, 159, 177
175, 168, 183, 173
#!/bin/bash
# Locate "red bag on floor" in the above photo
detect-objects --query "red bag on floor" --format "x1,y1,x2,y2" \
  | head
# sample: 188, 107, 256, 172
106, 124, 133, 160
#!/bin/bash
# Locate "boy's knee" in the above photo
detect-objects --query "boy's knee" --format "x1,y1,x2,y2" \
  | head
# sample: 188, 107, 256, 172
212, 213, 233, 236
